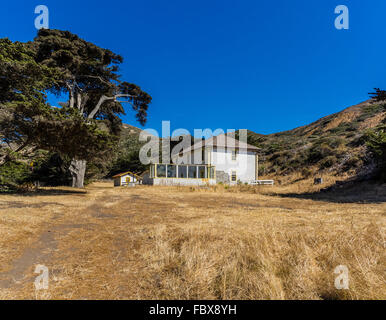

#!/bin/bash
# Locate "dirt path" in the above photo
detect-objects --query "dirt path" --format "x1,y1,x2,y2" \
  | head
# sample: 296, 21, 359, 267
0, 184, 177, 298
0, 185, 111, 295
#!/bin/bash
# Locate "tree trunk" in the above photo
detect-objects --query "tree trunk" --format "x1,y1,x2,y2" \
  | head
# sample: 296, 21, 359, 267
69, 159, 87, 188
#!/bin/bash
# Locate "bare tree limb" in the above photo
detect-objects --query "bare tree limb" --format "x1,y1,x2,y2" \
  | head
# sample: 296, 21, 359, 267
80, 94, 89, 115
76, 92, 82, 110
88, 95, 112, 119
65, 81, 75, 109
88, 94, 135, 119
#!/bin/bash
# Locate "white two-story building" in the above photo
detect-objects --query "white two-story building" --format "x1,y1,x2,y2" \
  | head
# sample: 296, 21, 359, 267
144, 135, 260, 186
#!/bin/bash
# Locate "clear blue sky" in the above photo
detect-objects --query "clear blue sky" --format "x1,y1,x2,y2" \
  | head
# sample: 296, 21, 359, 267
1, 0, 386, 135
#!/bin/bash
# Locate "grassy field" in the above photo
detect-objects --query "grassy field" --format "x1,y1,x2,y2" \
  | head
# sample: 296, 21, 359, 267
0, 181, 385, 300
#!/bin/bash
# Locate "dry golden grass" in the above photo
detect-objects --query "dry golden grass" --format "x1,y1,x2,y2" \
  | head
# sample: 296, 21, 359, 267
359, 111, 386, 130
0, 181, 385, 300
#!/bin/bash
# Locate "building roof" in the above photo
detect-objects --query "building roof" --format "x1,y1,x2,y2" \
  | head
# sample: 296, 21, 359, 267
112, 171, 142, 179
174, 134, 260, 156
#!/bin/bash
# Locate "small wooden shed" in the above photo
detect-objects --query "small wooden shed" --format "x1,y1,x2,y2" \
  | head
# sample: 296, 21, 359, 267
112, 171, 142, 187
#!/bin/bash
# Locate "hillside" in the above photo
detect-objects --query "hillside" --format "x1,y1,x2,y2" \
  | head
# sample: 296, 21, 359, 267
105, 124, 148, 177
116, 100, 385, 182
243, 100, 385, 181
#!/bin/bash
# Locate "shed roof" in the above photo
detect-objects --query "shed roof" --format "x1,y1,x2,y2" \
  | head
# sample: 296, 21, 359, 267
112, 171, 142, 179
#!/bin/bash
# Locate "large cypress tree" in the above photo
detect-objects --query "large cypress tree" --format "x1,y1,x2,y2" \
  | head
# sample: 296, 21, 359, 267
1, 30, 152, 188
31, 29, 152, 188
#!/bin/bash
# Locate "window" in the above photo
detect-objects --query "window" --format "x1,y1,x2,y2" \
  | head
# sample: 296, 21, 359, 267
156, 164, 166, 178
198, 166, 206, 179
231, 150, 237, 161
178, 165, 188, 178
188, 166, 197, 179
153, 164, 215, 180
167, 165, 176, 178
231, 171, 237, 182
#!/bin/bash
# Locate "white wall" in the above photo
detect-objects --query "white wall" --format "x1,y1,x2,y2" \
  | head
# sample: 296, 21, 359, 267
153, 178, 216, 186
120, 174, 138, 185
211, 147, 256, 183
171, 147, 257, 184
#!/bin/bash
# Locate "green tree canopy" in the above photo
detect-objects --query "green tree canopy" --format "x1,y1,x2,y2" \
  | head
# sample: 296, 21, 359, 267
0, 38, 59, 165
369, 88, 386, 104
1, 30, 152, 188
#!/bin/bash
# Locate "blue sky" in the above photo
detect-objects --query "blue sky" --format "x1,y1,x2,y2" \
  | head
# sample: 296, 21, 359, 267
1, 0, 386, 135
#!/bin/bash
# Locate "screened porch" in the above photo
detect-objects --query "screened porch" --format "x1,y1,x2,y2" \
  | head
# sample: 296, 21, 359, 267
149, 164, 215, 180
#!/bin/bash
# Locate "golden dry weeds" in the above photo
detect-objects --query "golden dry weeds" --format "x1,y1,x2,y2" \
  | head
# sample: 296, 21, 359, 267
0, 181, 385, 300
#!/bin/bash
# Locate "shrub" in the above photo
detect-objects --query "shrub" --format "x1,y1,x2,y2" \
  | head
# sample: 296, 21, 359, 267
365, 127, 386, 180
342, 156, 361, 171
0, 161, 31, 191
270, 151, 292, 167
301, 168, 313, 178
325, 136, 345, 148
31, 153, 72, 186
328, 123, 358, 135
319, 156, 338, 170
308, 143, 334, 163
267, 143, 284, 153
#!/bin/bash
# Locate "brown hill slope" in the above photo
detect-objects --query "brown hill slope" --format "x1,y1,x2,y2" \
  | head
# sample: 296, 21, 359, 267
244, 100, 385, 180
118, 100, 385, 182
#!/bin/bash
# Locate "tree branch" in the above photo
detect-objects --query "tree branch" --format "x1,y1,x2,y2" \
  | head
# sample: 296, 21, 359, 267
88, 95, 112, 119
76, 92, 82, 111
78, 75, 113, 87
88, 94, 135, 119
80, 94, 89, 115
66, 81, 75, 109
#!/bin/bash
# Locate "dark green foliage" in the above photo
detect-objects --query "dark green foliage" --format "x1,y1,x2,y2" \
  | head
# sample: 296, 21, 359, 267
369, 88, 386, 102
307, 143, 334, 163
109, 151, 146, 177
366, 127, 386, 157
306, 137, 346, 170
30, 29, 152, 187
319, 156, 337, 170
366, 89, 386, 180
31, 29, 151, 125
270, 150, 292, 168
328, 122, 358, 135
33, 111, 118, 162
267, 143, 284, 153
30, 153, 72, 186
1, 30, 152, 188
342, 156, 361, 171
356, 104, 385, 123
0, 161, 31, 191
0, 38, 61, 165
1, 153, 73, 190
106, 124, 148, 176
365, 126, 386, 180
